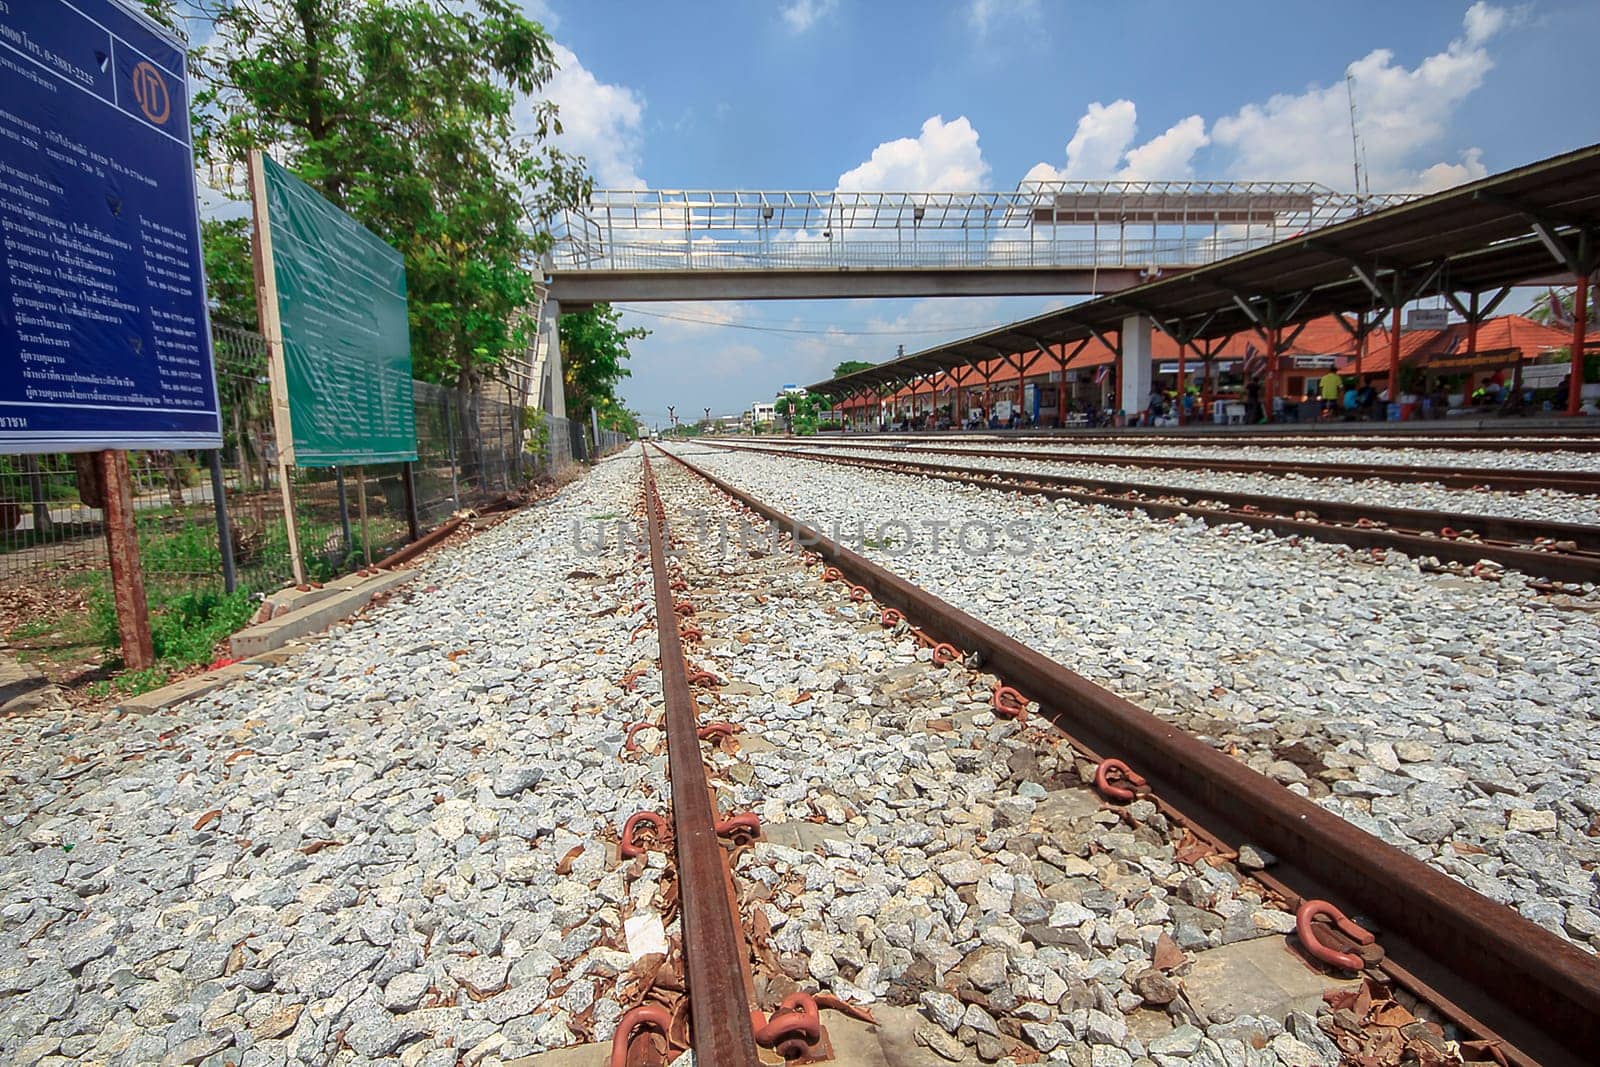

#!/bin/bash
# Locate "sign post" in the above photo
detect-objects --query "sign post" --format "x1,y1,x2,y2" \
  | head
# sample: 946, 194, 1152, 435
247, 150, 306, 584
246, 149, 417, 578
99, 450, 154, 668
0, 0, 222, 668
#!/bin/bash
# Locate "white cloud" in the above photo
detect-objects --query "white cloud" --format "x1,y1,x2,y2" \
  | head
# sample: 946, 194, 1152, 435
837, 115, 990, 192
969, 0, 1040, 35
536, 43, 646, 189
1210, 3, 1510, 189
1416, 147, 1488, 192
1020, 4, 1515, 193
1023, 100, 1207, 183
1120, 115, 1210, 181
780, 0, 837, 33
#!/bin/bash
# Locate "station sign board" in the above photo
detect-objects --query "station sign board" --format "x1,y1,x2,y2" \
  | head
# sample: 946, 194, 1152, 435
250, 152, 416, 467
0, 0, 221, 453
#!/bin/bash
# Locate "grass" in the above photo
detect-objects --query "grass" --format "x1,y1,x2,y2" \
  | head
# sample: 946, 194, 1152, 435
7, 494, 414, 701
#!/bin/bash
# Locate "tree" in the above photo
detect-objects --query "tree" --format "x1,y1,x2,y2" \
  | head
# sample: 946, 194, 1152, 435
774, 392, 832, 435
560, 304, 648, 427
201, 218, 258, 327
189, 0, 589, 391
833, 359, 875, 377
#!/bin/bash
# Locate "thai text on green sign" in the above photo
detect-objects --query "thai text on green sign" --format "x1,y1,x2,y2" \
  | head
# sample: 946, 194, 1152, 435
262, 155, 416, 466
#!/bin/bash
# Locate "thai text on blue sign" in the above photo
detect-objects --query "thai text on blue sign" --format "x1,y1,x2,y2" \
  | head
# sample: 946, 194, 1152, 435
0, 0, 220, 453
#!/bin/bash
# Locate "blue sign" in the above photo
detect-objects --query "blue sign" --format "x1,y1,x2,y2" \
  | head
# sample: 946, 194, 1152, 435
0, 0, 220, 453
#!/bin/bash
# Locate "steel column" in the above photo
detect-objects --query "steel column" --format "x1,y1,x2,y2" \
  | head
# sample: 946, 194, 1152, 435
208, 449, 237, 594
1571, 272, 1589, 417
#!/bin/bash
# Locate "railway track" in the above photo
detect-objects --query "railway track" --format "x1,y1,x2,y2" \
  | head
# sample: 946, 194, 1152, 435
705, 441, 1600, 585
646, 443, 1599, 1067
822, 430, 1600, 454
747, 438, 1600, 495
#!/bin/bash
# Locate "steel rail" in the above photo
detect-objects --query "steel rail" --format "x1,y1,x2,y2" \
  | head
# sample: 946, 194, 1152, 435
705, 442, 1600, 583
817, 431, 1600, 453
639, 451, 762, 1066
660, 444, 1600, 1067
739, 438, 1600, 494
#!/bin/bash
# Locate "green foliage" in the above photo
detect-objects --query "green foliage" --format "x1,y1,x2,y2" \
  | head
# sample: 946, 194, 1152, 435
833, 360, 875, 377
90, 580, 256, 672
560, 304, 647, 427
202, 218, 258, 326
192, 0, 590, 387
773, 392, 832, 434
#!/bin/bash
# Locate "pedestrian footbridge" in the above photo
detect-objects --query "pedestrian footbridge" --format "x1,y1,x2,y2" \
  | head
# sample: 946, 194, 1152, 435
545, 183, 1409, 305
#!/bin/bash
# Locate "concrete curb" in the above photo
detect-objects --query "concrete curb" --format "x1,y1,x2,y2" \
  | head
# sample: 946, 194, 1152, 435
229, 569, 414, 659
117, 643, 307, 716
111, 566, 414, 716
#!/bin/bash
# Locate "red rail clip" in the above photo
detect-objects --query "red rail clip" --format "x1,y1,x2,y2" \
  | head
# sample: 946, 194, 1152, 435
697, 722, 743, 743
1295, 899, 1377, 972
754, 992, 822, 1055
619, 811, 669, 858
820, 566, 844, 583
686, 666, 722, 687
714, 812, 761, 846
1094, 758, 1150, 802
879, 608, 904, 627
672, 601, 696, 616
609, 1003, 673, 1067
848, 584, 870, 602
623, 722, 659, 753
931, 642, 961, 666
679, 623, 704, 643
992, 684, 1029, 722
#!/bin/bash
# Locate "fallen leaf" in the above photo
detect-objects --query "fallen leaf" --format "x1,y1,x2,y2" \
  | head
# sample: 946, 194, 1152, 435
554, 844, 585, 876
192, 809, 222, 831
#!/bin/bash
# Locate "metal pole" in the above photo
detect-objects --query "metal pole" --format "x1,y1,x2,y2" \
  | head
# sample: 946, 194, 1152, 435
335, 466, 353, 556
401, 461, 421, 541
355, 466, 372, 566
1177, 340, 1187, 426
99, 450, 154, 669
1388, 302, 1402, 416
208, 449, 237, 594
445, 402, 461, 509
1570, 272, 1589, 418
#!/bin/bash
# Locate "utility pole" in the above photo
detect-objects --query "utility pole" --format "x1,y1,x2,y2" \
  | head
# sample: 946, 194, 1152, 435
667, 406, 678, 437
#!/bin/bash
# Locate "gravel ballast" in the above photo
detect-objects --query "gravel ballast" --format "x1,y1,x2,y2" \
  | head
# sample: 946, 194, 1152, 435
668, 443, 1600, 955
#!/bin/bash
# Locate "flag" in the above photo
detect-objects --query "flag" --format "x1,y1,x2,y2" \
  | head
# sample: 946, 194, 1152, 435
1093, 364, 1110, 384
1242, 342, 1264, 378
1549, 288, 1568, 327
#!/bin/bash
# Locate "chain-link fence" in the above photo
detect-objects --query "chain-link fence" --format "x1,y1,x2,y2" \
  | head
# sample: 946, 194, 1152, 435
0, 322, 592, 675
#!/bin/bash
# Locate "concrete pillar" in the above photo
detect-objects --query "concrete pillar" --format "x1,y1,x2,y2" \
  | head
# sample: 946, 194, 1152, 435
1119, 314, 1153, 417
543, 298, 567, 420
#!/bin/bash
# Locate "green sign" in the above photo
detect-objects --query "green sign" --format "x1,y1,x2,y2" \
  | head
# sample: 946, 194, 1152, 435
259, 154, 416, 466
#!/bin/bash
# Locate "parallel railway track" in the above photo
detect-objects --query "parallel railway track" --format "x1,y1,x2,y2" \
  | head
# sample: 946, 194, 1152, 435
705, 441, 1600, 584
755, 438, 1600, 495
827, 431, 1600, 454
651, 443, 1600, 1067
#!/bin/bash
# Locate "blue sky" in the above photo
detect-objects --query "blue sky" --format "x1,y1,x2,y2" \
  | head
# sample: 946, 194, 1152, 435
526, 0, 1599, 427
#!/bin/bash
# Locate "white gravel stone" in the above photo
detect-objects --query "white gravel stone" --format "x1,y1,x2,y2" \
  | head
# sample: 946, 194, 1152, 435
674, 444, 1600, 951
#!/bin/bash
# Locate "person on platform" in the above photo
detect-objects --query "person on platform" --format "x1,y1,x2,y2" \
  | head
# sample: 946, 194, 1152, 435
1245, 378, 1263, 424
1319, 368, 1343, 417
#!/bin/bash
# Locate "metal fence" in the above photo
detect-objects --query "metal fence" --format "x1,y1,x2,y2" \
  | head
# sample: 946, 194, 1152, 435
0, 322, 591, 650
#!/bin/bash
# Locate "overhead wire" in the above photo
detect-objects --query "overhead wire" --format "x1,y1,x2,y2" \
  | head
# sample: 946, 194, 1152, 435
610, 304, 1017, 337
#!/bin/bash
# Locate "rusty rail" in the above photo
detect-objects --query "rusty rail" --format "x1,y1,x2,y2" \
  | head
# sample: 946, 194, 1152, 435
709, 442, 1600, 584
638, 451, 762, 1065
802, 429, 1600, 453
661, 444, 1600, 1067
744, 437, 1600, 494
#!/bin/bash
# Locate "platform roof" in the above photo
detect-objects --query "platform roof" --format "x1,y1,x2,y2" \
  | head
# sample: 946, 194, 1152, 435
809, 143, 1600, 396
